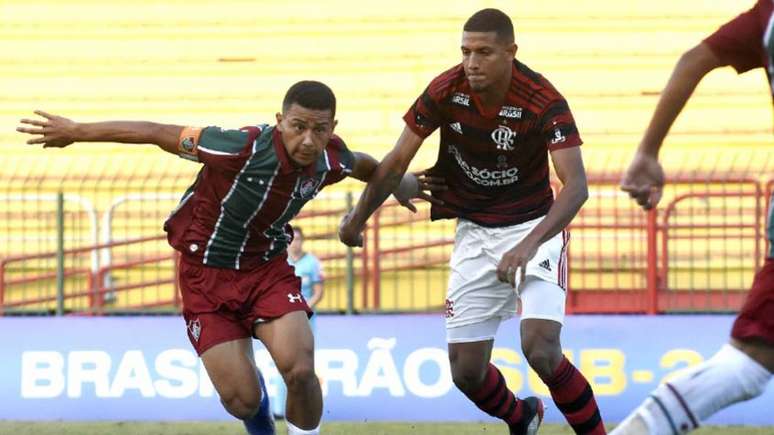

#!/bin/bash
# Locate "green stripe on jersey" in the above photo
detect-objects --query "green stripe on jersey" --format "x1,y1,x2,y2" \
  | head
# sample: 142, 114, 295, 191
262, 176, 315, 260
204, 126, 277, 268
200, 127, 250, 154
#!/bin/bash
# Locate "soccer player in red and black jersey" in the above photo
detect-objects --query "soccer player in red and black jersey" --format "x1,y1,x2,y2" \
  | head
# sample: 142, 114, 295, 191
339, 9, 605, 435
17, 81, 439, 435
614, 1, 774, 434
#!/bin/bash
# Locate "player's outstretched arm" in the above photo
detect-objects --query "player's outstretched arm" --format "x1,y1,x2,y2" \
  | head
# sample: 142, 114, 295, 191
348, 150, 445, 214
621, 43, 722, 209
496, 146, 588, 287
338, 127, 426, 246
16, 110, 184, 155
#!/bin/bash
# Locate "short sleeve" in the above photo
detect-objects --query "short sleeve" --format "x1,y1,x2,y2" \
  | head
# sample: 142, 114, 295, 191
540, 99, 583, 151
177, 126, 255, 171
402, 85, 444, 139
703, 2, 766, 74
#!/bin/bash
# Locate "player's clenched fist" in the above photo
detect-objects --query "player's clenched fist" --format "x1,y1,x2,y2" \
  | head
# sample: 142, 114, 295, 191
620, 151, 664, 210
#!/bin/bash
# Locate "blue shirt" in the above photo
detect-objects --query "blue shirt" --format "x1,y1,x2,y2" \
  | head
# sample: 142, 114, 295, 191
288, 253, 323, 300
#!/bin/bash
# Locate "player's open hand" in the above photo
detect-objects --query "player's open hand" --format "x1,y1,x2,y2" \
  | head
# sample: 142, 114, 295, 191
338, 211, 364, 247
393, 169, 447, 213
16, 111, 77, 148
620, 152, 664, 210
497, 237, 539, 289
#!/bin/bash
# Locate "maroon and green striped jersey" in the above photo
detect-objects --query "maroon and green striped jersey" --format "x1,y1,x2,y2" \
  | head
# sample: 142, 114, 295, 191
404, 59, 582, 227
164, 124, 354, 269
703, 0, 773, 101
702, 0, 773, 257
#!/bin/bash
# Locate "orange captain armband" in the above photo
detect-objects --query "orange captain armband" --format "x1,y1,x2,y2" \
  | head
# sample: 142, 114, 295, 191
178, 126, 203, 160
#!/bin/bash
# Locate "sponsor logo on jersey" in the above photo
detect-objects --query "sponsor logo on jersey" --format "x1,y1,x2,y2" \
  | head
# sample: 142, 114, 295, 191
448, 145, 519, 187
187, 318, 202, 342
449, 122, 463, 134
298, 176, 322, 199
288, 293, 303, 303
451, 92, 470, 107
550, 127, 566, 145
499, 106, 523, 119
491, 125, 516, 151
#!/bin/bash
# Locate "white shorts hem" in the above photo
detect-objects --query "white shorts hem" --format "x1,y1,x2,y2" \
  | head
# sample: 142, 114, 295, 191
447, 335, 497, 344
519, 314, 564, 325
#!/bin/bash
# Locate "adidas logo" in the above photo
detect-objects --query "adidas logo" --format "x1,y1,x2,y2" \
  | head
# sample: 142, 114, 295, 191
449, 122, 463, 134
538, 259, 551, 271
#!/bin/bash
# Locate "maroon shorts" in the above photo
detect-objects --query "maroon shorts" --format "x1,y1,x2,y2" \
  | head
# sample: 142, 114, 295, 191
179, 253, 312, 355
731, 258, 774, 345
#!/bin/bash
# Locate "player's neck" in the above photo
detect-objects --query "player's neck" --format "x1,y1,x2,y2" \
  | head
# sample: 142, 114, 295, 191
475, 76, 510, 108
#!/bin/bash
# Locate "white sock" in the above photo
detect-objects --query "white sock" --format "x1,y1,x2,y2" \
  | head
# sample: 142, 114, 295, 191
286, 420, 320, 435
613, 343, 771, 435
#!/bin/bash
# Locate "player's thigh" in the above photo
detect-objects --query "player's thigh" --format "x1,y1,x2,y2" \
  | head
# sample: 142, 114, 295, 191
254, 311, 315, 376
200, 337, 260, 402
519, 278, 564, 352
731, 258, 774, 368
731, 338, 774, 373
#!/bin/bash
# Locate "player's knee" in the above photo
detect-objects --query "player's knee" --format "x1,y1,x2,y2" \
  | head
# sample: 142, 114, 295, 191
283, 362, 318, 393
523, 345, 560, 379
220, 387, 262, 419
451, 366, 486, 394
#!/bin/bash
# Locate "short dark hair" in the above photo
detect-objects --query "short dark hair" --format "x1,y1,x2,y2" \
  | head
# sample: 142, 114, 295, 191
282, 81, 336, 117
463, 8, 514, 43
292, 225, 304, 240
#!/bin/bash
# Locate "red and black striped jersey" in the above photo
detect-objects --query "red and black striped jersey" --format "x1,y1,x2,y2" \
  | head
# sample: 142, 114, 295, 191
403, 59, 582, 227
164, 125, 354, 270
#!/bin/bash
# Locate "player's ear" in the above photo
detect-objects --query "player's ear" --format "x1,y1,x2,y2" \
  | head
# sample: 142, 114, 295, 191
275, 112, 283, 130
509, 43, 518, 58
331, 119, 338, 133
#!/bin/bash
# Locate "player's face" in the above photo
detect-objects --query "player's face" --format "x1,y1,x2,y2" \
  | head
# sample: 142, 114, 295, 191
276, 103, 337, 167
461, 32, 516, 93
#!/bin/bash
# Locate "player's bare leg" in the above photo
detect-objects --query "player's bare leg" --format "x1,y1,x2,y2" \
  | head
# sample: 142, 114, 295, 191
200, 338, 274, 434
522, 317, 606, 434
448, 339, 542, 434
733, 338, 774, 372
255, 311, 321, 434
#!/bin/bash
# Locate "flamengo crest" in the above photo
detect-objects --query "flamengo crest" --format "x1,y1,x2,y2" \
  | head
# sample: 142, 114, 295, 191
491, 125, 515, 151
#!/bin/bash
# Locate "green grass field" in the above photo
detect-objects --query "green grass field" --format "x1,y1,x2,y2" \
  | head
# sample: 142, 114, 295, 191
0, 421, 770, 435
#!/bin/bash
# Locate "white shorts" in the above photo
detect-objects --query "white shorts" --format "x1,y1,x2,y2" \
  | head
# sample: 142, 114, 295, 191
445, 217, 569, 343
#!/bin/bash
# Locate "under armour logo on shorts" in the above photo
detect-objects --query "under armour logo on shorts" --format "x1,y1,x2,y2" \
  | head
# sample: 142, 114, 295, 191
187, 318, 202, 342
288, 293, 303, 303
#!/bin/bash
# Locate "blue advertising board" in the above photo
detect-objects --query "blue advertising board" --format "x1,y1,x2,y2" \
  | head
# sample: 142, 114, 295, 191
1, 315, 771, 424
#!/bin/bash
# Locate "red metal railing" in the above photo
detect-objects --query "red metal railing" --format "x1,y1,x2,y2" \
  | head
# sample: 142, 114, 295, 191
1, 174, 770, 315
1, 235, 167, 314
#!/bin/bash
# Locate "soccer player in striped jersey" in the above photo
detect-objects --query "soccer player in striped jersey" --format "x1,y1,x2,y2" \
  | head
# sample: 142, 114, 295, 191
16, 81, 441, 435
614, 1, 774, 434
339, 8, 605, 435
